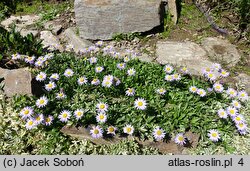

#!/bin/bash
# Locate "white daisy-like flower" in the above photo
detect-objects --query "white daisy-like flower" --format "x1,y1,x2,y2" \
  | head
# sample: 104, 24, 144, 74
91, 78, 100, 85
226, 106, 238, 118
36, 96, 48, 108
163, 65, 173, 74
213, 83, 224, 93
217, 109, 228, 119
25, 56, 35, 64
107, 126, 117, 135
238, 91, 249, 101
56, 91, 66, 99
239, 130, 247, 135
226, 88, 237, 98
11, 53, 21, 60
236, 122, 247, 131
45, 81, 56, 91
208, 129, 220, 142
89, 57, 97, 64
34, 60, 44, 67
123, 125, 134, 135
74, 109, 84, 120
64, 69, 74, 77
103, 75, 114, 82
95, 41, 103, 47
36, 72, 46, 82
212, 63, 222, 71
96, 102, 108, 112
124, 56, 130, 62
134, 98, 147, 110
180, 67, 189, 74
78, 76, 88, 85
172, 73, 181, 81
126, 88, 135, 96
117, 63, 126, 70
25, 119, 36, 130
44, 115, 53, 126
102, 79, 112, 88
90, 126, 103, 138
152, 127, 166, 141
189, 86, 198, 93
156, 88, 166, 95
206, 72, 217, 81
37, 56, 46, 62
220, 69, 229, 78
95, 66, 104, 73
96, 113, 107, 123
19, 106, 34, 119
50, 73, 59, 81
127, 68, 136, 76
165, 74, 174, 82
197, 89, 206, 97
174, 133, 186, 145
58, 110, 71, 122
232, 100, 241, 109
202, 67, 213, 75
34, 114, 44, 125
233, 115, 245, 124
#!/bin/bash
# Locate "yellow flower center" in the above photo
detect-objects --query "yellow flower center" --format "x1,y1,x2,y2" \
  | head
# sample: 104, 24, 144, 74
109, 127, 114, 132
39, 75, 43, 79
126, 128, 132, 133
192, 87, 196, 91
24, 110, 29, 115
178, 136, 184, 141
100, 104, 105, 109
46, 118, 51, 123
99, 114, 104, 120
211, 133, 217, 137
156, 130, 162, 136
138, 102, 143, 106
241, 94, 245, 97
62, 113, 68, 118
208, 74, 213, 78
36, 117, 41, 121
238, 123, 243, 128
67, 71, 71, 75
216, 86, 220, 89
28, 121, 33, 126
48, 84, 53, 88
77, 112, 82, 116
39, 99, 45, 104
230, 110, 235, 114
236, 117, 241, 121
79, 78, 84, 82
93, 129, 99, 134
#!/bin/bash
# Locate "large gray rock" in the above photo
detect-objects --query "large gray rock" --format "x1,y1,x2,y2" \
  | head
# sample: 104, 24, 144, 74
0, 68, 32, 97
61, 27, 93, 53
156, 41, 213, 75
40, 31, 63, 52
74, 0, 162, 40
201, 37, 241, 67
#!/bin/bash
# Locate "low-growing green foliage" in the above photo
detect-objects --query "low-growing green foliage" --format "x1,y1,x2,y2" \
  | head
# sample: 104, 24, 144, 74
0, 26, 43, 63
112, 32, 142, 42
0, 94, 159, 155
12, 46, 249, 149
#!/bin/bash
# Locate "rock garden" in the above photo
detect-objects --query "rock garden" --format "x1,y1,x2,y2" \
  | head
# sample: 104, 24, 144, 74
0, 0, 249, 155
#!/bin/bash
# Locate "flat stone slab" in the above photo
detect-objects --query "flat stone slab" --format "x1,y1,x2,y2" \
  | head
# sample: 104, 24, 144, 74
61, 126, 199, 154
156, 41, 213, 75
1, 15, 40, 30
40, 31, 63, 52
201, 37, 240, 67
74, 0, 162, 40
0, 68, 32, 97
61, 27, 93, 53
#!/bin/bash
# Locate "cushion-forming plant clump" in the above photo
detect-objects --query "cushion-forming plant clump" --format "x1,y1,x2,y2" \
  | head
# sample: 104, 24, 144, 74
13, 42, 249, 146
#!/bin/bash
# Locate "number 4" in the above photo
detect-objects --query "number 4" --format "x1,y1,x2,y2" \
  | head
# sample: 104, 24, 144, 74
238, 158, 244, 166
